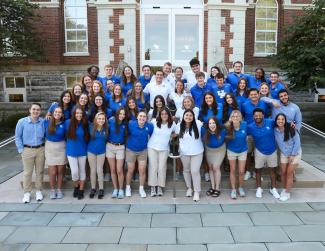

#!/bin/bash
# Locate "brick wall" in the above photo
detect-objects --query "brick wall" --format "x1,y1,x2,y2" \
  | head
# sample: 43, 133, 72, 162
221, 10, 234, 69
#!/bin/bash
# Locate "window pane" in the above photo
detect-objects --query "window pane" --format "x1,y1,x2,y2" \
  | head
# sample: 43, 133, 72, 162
266, 8, 277, 19
15, 77, 25, 88
67, 42, 76, 52
66, 19, 76, 29
65, 0, 76, 7
256, 20, 267, 30
266, 20, 277, 30
255, 43, 265, 54
76, 7, 87, 18
266, 43, 276, 54
256, 8, 266, 18
9, 94, 24, 102
67, 76, 76, 89
5, 77, 15, 88
256, 32, 266, 41
76, 19, 87, 29
144, 14, 169, 60
257, 0, 277, 7
76, 41, 88, 52
67, 31, 77, 40
77, 30, 87, 40
265, 32, 276, 41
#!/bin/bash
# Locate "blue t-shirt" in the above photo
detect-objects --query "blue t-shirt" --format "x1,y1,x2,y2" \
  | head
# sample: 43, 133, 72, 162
225, 72, 248, 91
104, 92, 112, 103
241, 100, 267, 125
109, 98, 126, 114
247, 118, 276, 155
227, 121, 248, 153
100, 75, 121, 91
247, 75, 270, 89
206, 77, 216, 87
48, 102, 71, 121
65, 119, 88, 157
44, 120, 65, 142
126, 120, 154, 152
234, 90, 248, 105
224, 101, 242, 122
121, 82, 134, 97
201, 126, 226, 148
270, 82, 285, 99
138, 75, 152, 89
199, 103, 223, 124
190, 84, 212, 108
135, 93, 150, 109
107, 117, 126, 144
87, 124, 107, 155
210, 84, 233, 104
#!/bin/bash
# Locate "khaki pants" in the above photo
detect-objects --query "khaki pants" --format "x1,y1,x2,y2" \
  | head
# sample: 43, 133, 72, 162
148, 148, 169, 187
181, 153, 203, 192
87, 152, 105, 189
21, 147, 45, 193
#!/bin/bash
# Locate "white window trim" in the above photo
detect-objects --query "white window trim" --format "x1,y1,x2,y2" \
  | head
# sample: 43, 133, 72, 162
3, 76, 27, 102
254, 0, 278, 57
64, 0, 89, 55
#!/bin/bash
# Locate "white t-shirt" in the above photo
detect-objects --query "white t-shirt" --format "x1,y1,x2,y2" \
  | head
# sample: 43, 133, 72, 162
184, 71, 208, 90
143, 81, 172, 107
169, 92, 190, 110
175, 120, 204, 156
150, 74, 175, 89
148, 119, 177, 151
175, 107, 199, 122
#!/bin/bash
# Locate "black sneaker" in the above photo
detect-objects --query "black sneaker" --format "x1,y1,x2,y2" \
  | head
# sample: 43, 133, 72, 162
98, 189, 104, 199
89, 189, 96, 199
73, 186, 79, 198
78, 189, 84, 200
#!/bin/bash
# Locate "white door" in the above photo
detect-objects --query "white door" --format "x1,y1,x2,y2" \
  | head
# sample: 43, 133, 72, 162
141, 3, 203, 71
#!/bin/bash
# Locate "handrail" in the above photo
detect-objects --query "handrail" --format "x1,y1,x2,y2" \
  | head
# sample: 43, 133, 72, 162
0, 136, 15, 148
302, 122, 325, 138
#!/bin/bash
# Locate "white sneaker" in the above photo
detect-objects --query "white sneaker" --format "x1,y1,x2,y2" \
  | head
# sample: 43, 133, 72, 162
157, 186, 163, 196
256, 187, 263, 198
35, 191, 43, 201
186, 188, 193, 197
150, 186, 156, 197
279, 192, 290, 202
204, 172, 210, 182
22, 193, 31, 203
125, 186, 132, 197
244, 171, 251, 181
269, 188, 280, 199
139, 186, 146, 198
193, 191, 200, 202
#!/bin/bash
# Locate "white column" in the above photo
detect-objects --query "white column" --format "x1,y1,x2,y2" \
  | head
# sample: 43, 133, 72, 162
229, 10, 246, 64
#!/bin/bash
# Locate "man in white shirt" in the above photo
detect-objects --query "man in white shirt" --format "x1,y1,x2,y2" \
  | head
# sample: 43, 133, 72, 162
184, 58, 208, 90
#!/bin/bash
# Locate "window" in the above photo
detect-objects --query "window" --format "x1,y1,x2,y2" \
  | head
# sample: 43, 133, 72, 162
66, 74, 83, 89
3, 77, 26, 102
255, 0, 278, 56
64, 0, 88, 54
5, 77, 25, 89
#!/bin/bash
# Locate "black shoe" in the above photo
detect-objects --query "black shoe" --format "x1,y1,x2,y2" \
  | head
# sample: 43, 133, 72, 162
78, 190, 84, 200
98, 189, 104, 199
89, 189, 96, 199
73, 186, 79, 198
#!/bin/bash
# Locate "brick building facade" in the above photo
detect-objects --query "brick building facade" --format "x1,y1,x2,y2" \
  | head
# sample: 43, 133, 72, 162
0, 0, 312, 103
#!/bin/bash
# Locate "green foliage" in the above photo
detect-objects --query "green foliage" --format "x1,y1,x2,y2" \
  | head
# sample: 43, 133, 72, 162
0, 0, 44, 65
273, 0, 325, 89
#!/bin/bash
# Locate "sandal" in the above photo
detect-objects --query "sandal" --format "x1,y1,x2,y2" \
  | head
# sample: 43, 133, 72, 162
206, 188, 214, 196
212, 190, 221, 197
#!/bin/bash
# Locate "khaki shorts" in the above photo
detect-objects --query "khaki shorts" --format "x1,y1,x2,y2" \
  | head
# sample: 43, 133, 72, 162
280, 151, 301, 165
106, 143, 125, 160
125, 148, 148, 163
247, 135, 255, 153
254, 149, 277, 169
227, 150, 247, 161
205, 144, 226, 167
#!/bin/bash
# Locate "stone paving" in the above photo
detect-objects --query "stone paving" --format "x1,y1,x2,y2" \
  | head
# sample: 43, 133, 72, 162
1, 203, 325, 250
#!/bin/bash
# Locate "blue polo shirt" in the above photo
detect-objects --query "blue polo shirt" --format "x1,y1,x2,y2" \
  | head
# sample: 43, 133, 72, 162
224, 101, 242, 121
121, 82, 134, 97
107, 117, 126, 144
48, 102, 71, 121
138, 75, 152, 89
211, 84, 233, 103
44, 120, 65, 142
201, 127, 226, 148
104, 92, 112, 103
109, 98, 126, 114
247, 75, 270, 89
225, 72, 248, 91
136, 94, 150, 109
270, 82, 285, 99
227, 121, 248, 153
126, 120, 154, 152
247, 118, 276, 155
206, 77, 216, 87
87, 124, 107, 155
199, 103, 223, 124
234, 90, 248, 105
65, 119, 88, 157
100, 75, 121, 91
241, 100, 267, 125
190, 84, 212, 108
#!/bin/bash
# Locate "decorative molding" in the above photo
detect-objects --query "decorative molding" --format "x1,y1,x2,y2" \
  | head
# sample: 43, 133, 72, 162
206, 3, 249, 11
63, 52, 90, 57
283, 4, 312, 10
33, 1, 60, 8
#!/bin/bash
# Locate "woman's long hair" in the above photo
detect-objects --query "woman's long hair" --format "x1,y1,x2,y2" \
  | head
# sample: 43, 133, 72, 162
156, 107, 173, 128
48, 107, 64, 135
71, 83, 84, 103
113, 106, 127, 135
223, 93, 239, 120
67, 105, 90, 142
236, 78, 249, 97
90, 94, 107, 122
89, 80, 104, 102
179, 109, 199, 139
58, 90, 73, 112
112, 84, 123, 101
152, 95, 166, 119
125, 96, 139, 121
91, 112, 108, 140
121, 66, 137, 86
224, 110, 243, 139
275, 113, 296, 141
204, 117, 222, 144
130, 82, 145, 103
200, 92, 218, 117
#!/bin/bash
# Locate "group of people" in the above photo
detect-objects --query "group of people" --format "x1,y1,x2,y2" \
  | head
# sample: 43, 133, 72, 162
15, 57, 302, 203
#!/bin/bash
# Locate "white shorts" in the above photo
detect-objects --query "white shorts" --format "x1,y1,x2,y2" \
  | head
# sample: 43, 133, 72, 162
254, 149, 277, 169
227, 150, 247, 161
280, 151, 302, 165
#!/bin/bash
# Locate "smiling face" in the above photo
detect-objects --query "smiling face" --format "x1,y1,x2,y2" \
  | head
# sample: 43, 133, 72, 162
160, 109, 169, 122
134, 82, 142, 93
93, 82, 101, 94
197, 76, 205, 87
225, 94, 233, 105
205, 94, 214, 106
29, 104, 41, 120
253, 111, 264, 125
276, 114, 285, 127
249, 90, 259, 103
124, 67, 132, 78
163, 64, 172, 75
238, 79, 247, 90
79, 94, 88, 106
259, 84, 269, 96
183, 98, 192, 109
270, 73, 279, 84
95, 96, 103, 107
142, 66, 151, 78
73, 85, 82, 96
208, 118, 216, 132
53, 107, 63, 121
279, 91, 289, 105
155, 71, 164, 83
84, 76, 92, 88
106, 80, 114, 91
191, 64, 200, 74
176, 81, 184, 93
211, 67, 219, 77
128, 99, 136, 109
183, 111, 194, 124
105, 67, 113, 77
75, 108, 83, 121
255, 69, 264, 80
114, 85, 122, 96
96, 114, 106, 126
216, 77, 224, 87
118, 109, 126, 121
230, 110, 242, 123
137, 111, 147, 125
62, 92, 71, 104
155, 97, 163, 108
175, 68, 183, 80
233, 62, 242, 74
89, 67, 99, 78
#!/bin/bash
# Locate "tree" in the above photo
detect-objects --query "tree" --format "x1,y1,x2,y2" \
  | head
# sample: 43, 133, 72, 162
273, 0, 325, 89
0, 0, 44, 65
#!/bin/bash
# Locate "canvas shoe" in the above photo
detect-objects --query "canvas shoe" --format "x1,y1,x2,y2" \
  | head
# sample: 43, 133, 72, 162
49, 190, 56, 200
238, 187, 246, 197
230, 189, 237, 199
279, 192, 290, 202
256, 187, 263, 198
35, 191, 43, 202
111, 189, 118, 198
125, 186, 132, 197
244, 171, 251, 181
56, 190, 63, 199
186, 188, 193, 197
269, 188, 280, 199
22, 193, 31, 203
193, 191, 200, 202
150, 186, 157, 197
157, 186, 163, 196
139, 186, 147, 198
117, 189, 124, 199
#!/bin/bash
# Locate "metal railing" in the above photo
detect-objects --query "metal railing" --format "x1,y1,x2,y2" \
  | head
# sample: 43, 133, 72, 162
0, 136, 15, 148
302, 122, 325, 138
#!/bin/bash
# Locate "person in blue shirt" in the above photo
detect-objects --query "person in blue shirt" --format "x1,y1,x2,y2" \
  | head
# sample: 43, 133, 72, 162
89, 94, 112, 122
206, 66, 221, 87
87, 65, 101, 82
44, 106, 66, 200
101, 64, 121, 91
225, 61, 248, 91
46, 90, 73, 121
201, 117, 226, 198
129, 82, 150, 111
274, 113, 301, 201
87, 112, 108, 199
106, 107, 127, 199
104, 79, 115, 103
109, 84, 126, 115
190, 72, 212, 108
138, 65, 152, 89
89, 80, 105, 103
174, 66, 188, 89
125, 96, 139, 121
121, 66, 137, 97
199, 91, 223, 124
210, 73, 233, 104
81, 74, 93, 95
247, 108, 280, 199
223, 93, 241, 123
71, 83, 84, 105
269, 71, 285, 100
65, 106, 90, 200
247, 67, 270, 89
125, 110, 154, 198
234, 78, 249, 105
15, 103, 45, 203
74, 93, 89, 118
224, 110, 248, 199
